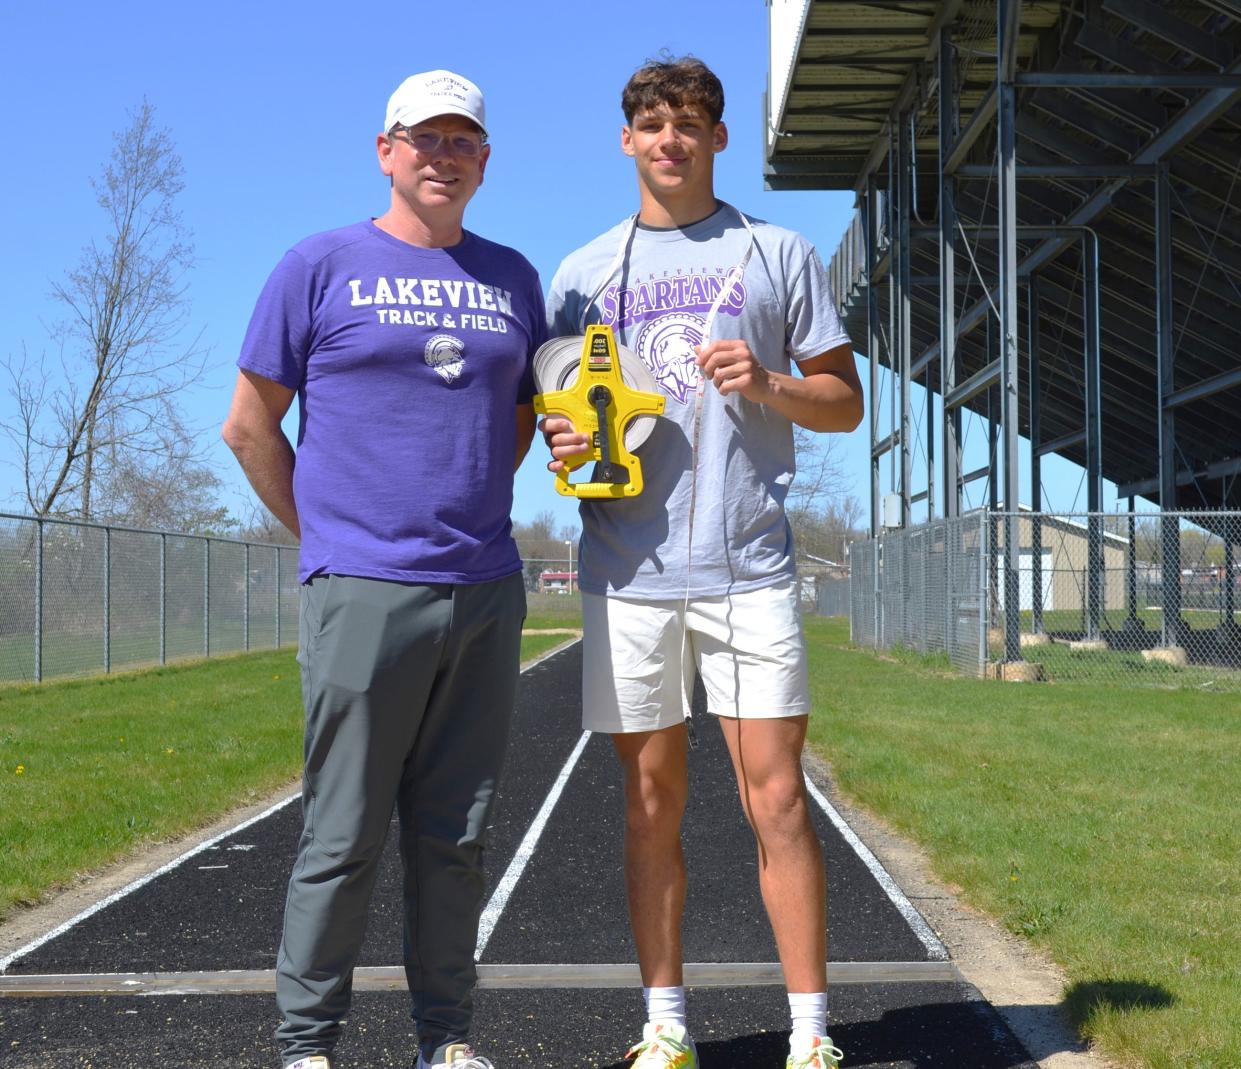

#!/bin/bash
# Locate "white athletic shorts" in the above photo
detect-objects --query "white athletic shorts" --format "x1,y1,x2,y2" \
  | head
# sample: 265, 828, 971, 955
581, 578, 811, 733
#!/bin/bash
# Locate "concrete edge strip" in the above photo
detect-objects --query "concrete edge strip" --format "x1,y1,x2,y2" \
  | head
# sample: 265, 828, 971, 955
0, 642, 582, 975
802, 774, 951, 962
0, 960, 964, 997
475, 729, 592, 957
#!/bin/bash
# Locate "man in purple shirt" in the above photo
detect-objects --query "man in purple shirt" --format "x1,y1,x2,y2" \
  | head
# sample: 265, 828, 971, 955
223, 70, 545, 1069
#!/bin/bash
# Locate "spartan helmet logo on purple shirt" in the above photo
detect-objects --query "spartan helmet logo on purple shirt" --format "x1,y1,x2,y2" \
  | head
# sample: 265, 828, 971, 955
636, 312, 707, 405
424, 333, 466, 383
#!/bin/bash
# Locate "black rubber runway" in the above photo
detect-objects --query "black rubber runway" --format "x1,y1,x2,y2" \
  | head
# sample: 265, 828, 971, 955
0, 643, 1037, 1069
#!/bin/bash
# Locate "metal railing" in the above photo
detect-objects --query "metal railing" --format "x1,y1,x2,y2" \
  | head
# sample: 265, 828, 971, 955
850, 510, 1241, 690
0, 513, 299, 684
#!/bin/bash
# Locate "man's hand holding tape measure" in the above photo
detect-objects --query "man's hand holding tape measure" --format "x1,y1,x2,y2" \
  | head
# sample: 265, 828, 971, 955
532, 324, 665, 498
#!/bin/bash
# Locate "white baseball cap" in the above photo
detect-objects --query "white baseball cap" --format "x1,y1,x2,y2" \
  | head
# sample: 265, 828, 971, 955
384, 70, 487, 135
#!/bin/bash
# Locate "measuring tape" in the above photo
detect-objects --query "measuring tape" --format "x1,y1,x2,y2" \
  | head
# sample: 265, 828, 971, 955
532, 324, 666, 499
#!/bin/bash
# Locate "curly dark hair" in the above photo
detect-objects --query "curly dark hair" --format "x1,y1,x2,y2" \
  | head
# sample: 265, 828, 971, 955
621, 55, 725, 126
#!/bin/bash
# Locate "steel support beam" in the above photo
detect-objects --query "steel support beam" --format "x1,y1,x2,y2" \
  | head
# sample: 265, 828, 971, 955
961, 465, 991, 485
1028, 277, 1045, 636
1166, 367, 1241, 409
913, 56, 1241, 371
1119, 456, 1241, 499
897, 115, 913, 526
1016, 72, 1241, 89
944, 359, 1001, 412
1156, 163, 1184, 642
866, 178, 882, 538
956, 163, 1157, 178
940, 26, 961, 521
1083, 232, 1105, 640
997, 0, 1022, 663
852, 0, 966, 193
1035, 429, 1087, 457
873, 431, 902, 461
944, 85, 997, 176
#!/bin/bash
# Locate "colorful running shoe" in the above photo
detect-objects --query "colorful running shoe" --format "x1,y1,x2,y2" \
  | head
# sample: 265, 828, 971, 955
419, 1041, 496, 1069
786, 1033, 844, 1069
625, 1022, 698, 1069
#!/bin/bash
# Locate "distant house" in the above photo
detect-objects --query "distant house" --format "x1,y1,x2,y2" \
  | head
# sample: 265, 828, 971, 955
989, 507, 1129, 611
538, 570, 578, 594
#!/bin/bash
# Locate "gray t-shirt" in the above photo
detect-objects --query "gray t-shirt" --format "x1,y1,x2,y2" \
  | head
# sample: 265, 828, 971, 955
546, 204, 851, 600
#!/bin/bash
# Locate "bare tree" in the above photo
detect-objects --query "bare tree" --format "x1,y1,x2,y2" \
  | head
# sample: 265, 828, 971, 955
2, 101, 211, 526
236, 501, 300, 546
788, 428, 863, 562
91, 406, 233, 533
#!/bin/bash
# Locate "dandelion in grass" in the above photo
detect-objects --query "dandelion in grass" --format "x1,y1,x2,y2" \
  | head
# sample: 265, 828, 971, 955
14, 764, 24, 775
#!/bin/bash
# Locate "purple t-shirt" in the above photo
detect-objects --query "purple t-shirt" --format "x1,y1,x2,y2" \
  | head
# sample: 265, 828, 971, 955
238, 221, 545, 584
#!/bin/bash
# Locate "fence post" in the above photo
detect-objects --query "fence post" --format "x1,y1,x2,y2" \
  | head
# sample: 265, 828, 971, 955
34, 518, 43, 683
204, 538, 211, 658
276, 547, 282, 648
979, 513, 989, 675
921, 529, 930, 653
874, 535, 883, 650
243, 543, 251, 652
103, 525, 111, 674
160, 533, 167, 666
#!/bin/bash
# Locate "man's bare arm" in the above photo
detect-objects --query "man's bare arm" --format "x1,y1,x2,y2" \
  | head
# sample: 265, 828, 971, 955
222, 369, 301, 539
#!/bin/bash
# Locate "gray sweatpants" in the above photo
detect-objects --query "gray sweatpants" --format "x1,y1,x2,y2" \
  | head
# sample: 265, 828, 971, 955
276, 572, 526, 1064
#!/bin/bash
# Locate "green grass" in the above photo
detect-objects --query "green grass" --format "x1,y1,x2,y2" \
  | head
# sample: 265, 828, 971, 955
0, 631, 575, 918
519, 631, 577, 660
1015, 606, 1235, 635
1023, 642, 1241, 691
524, 591, 583, 628
0, 651, 304, 918
804, 617, 1241, 1069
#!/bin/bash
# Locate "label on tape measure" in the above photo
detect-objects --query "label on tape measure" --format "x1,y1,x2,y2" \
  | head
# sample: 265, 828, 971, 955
587, 333, 611, 370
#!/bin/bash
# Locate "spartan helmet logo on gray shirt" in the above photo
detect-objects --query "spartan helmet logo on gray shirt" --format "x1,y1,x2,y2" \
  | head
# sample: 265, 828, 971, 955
424, 334, 466, 383
636, 312, 707, 405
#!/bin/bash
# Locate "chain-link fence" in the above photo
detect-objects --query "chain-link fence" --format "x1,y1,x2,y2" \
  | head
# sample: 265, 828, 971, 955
850, 510, 1241, 690
0, 513, 299, 684
849, 511, 989, 675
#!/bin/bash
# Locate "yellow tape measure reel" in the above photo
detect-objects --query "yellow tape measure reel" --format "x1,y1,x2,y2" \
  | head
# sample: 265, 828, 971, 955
533, 324, 665, 499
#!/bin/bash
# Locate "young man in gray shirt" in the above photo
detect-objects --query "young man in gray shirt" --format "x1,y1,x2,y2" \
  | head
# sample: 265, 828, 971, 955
541, 57, 863, 1069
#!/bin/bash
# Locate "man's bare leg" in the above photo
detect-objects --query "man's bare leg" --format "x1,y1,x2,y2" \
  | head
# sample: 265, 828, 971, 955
717, 714, 826, 992
611, 723, 690, 988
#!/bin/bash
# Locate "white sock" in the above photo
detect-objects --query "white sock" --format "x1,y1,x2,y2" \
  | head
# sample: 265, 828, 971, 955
788, 991, 827, 1043
643, 985, 687, 1029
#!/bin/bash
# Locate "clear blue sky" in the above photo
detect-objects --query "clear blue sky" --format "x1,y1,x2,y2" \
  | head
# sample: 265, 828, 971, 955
0, 0, 1123, 538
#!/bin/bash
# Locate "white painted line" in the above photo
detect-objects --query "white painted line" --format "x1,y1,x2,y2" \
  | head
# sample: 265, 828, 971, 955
475, 730, 592, 958
802, 774, 950, 962
0, 642, 581, 976
0, 793, 300, 974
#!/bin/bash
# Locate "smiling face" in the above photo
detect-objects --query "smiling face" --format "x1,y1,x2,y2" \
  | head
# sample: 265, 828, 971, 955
621, 103, 727, 223
377, 113, 490, 228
